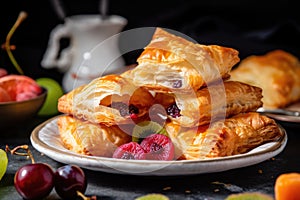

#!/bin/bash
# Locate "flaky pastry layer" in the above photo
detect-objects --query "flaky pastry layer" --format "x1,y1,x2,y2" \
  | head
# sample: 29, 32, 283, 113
165, 112, 284, 160
128, 28, 240, 92
154, 81, 263, 127
57, 115, 132, 157
58, 74, 154, 125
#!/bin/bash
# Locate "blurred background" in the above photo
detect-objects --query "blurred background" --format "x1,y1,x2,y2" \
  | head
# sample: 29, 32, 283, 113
0, 0, 299, 84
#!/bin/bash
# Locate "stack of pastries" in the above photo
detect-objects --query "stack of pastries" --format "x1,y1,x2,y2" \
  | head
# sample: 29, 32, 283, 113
57, 27, 284, 160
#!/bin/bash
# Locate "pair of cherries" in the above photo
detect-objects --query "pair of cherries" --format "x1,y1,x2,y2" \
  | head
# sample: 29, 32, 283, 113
6, 145, 94, 200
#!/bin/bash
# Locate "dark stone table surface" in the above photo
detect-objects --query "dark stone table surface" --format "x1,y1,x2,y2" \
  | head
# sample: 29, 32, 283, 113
0, 115, 299, 200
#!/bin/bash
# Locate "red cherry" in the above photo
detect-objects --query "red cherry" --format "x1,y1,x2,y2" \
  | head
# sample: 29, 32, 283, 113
54, 165, 87, 200
140, 134, 175, 161
14, 163, 54, 200
113, 142, 146, 160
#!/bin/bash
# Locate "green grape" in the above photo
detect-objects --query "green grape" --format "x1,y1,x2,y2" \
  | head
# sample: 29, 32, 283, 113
135, 194, 170, 200
0, 149, 8, 181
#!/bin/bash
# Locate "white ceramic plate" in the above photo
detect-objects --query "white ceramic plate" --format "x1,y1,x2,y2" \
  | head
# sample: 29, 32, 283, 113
30, 116, 288, 176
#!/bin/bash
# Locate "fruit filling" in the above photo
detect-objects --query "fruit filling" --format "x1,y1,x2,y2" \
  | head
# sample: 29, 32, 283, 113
172, 80, 182, 88
109, 102, 139, 117
166, 104, 181, 118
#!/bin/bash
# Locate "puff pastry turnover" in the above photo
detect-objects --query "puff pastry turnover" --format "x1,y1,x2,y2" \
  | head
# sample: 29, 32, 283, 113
57, 115, 132, 157
154, 81, 263, 127
165, 112, 284, 160
128, 28, 240, 92
57, 74, 154, 125
230, 49, 300, 108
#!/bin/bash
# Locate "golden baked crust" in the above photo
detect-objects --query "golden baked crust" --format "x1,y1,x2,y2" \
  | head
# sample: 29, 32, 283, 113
154, 81, 263, 127
128, 28, 240, 92
230, 49, 300, 108
57, 115, 132, 157
165, 112, 284, 160
56, 29, 284, 161
57, 74, 154, 125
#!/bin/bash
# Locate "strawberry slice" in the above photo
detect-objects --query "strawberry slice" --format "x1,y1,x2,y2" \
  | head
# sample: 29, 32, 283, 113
0, 75, 42, 102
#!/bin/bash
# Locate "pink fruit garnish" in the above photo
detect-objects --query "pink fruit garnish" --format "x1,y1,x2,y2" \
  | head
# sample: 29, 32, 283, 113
0, 68, 8, 78
0, 75, 42, 101
0, 87, 11, 102
140, 134, 175, 161
112, 142, 146, 160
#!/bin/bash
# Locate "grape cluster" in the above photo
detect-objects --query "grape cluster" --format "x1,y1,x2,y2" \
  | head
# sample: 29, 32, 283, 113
6, 145, 95, 200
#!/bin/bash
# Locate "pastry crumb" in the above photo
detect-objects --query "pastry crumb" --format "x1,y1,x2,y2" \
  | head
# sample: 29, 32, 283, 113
163, 186, 172, 191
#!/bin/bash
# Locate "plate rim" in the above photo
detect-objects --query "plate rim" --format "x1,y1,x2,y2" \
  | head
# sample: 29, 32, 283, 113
262, 101, 300, 123
30, 115, 288, 176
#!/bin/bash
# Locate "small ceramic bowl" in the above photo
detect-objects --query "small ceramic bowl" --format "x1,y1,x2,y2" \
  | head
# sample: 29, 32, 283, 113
0, 87, 47, 128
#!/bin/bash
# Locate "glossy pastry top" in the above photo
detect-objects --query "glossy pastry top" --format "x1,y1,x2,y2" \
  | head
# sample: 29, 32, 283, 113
138, 28, 239, 68
129, 28, 240, 92
230, 49, 300, 108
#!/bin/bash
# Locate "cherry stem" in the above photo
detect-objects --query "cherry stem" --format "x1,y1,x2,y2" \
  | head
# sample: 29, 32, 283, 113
5, 11, 27, 75
77, 191, 97, 200
5, 144, 35, 164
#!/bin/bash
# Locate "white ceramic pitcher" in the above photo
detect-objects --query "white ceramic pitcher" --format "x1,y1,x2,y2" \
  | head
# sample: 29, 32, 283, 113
41, 14, 127, 92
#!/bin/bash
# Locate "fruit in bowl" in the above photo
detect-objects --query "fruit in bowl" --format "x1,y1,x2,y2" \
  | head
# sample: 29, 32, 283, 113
0, 74, 43, 102
0, 72, 47, 128
0, 11, 62, 126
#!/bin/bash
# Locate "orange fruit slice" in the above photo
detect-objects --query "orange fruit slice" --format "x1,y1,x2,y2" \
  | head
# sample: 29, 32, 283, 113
0, 75, 42, 102
275, 173, 300, 200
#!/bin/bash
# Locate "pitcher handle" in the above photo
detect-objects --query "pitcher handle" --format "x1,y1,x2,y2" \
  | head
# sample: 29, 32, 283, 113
41, 24, 73, 72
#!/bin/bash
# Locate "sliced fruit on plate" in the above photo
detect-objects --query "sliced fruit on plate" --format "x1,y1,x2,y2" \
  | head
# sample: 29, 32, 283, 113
132, 121, 168, 143
112, 142, 146, 160
140, 134, 175, 161
0, 74, 42, 102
